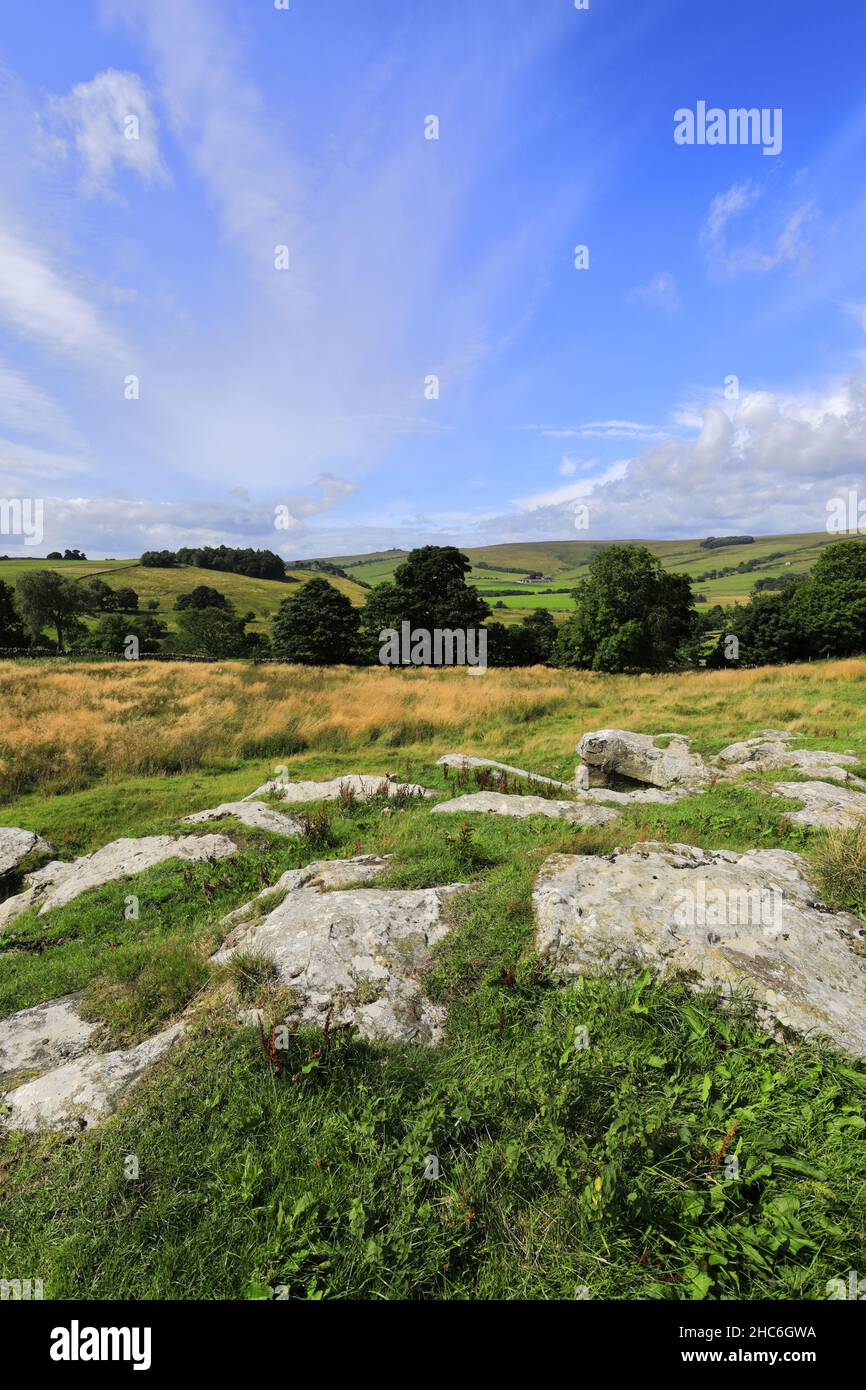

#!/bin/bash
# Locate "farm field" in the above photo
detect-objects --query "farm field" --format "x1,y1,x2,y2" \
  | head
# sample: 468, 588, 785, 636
0, 558, 368, 637
328, 531, 858, 619
2, 532, 859, 635
1, 659, 865, 1301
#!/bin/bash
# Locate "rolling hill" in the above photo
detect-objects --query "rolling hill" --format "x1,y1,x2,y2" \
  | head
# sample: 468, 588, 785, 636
324, 531, 855, 623
0, 558, 369, 637
1, 531, 857, 636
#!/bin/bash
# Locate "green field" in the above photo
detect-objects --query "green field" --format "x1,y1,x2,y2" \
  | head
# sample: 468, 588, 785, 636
0, 558, 369, 637
327, 531, 852, 620
1, 532, 854, 636
1, 659, 864, 1300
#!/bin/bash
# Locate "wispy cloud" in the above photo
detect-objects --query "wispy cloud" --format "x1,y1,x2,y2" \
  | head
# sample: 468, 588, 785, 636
625, 270, 681, 313
0, 223, 125, 366
702, 179, 817, 278
45, 69, 169, 196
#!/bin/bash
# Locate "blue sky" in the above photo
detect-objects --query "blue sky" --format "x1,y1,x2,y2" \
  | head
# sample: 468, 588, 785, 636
1, 0, 865, 558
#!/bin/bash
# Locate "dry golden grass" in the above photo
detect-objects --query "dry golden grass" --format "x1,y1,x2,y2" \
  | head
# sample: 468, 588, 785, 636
2, 657, 866, 800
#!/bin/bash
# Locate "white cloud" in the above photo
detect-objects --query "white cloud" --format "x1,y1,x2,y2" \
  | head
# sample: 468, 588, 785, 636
703, 180, 817, 278
626, 270, 681, 313
0, 223, 125, 365
704, 180, 761, 240
513, 461, 629, 511
521, 420, 675, 441
0, 361, 80, 445
47, 69, 168, 195
558, 458, 577, 476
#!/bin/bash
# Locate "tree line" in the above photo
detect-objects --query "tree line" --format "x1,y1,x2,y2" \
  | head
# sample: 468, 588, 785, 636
0, 539, 863, 669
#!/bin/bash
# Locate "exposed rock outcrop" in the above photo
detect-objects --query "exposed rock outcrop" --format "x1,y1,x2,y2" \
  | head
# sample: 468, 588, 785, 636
436, 754, 573, 789
534, 841, 866, 1058
0, 834, 238, 932
715, 737, 866, 786
1, 1023, 185, 1133
213, 855, 464, 1044
576, 729, 711, 791
753, 779, 866, 829
244, 774, 435, 803
182, 801, 304, 836
0, 994, 95, 1082
0, 828, 56, 879
432, 791, 619, 825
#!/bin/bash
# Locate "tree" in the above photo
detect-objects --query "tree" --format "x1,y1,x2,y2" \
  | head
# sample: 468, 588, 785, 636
553, 544, 695, 672
175, 586, 232, 612
481, 621, 513, 667
62, 548, 87, 560
272, 577, 360, 664
705, 591, 807, 668
113, 586, 139, 611
88, 613, 167, 655
15, 571, 93, 652
359, 546, 489, 659
788, 540, 866, 658
174, 607, 255, 659
141, 550, 179, 568
0, 580, 27, 647
46, 551, 62, 560
509, 608, 558, 665
85, 578, 115, 611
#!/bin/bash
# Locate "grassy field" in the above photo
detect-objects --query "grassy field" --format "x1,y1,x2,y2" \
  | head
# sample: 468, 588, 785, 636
328, 531, 861, 620
0, 558, 368, 638
0, 659, 864, 1300
2, 532, 859, 635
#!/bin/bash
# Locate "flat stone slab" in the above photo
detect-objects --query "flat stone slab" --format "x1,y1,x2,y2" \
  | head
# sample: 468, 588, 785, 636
182, 801, 303, 837
214, 855, 464, 1044
436, 754, 572, 790
754, 780, 866, 829
0, 995, 95, 1082
432, 791, 619, 825
220, 854, 391, 929
0, 828, 56, 878
715, 737, 866, 787
577, 786, 692, 806
577, 729, 711, 790
0, 834, 238, 931
1, 1023, 184, 1133
534, 841, 866, 1058
244, 774, 435, 804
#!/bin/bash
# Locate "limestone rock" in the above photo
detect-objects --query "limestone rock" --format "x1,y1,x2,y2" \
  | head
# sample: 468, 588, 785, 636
715, 737, 866, 786
754, 780, 866, 829
182, 801, 303, 837
0, 828, 56, 879
0, 861, 74, 931
577, 729, 711, 790
0, 995, 95, 1082
244, 774, 435, 804
220, 855, 391, 930
432, 791, 619, 825
0, 834, 238, 931
436, 754, 572, 790
534, 841, 866, 1058
1, 1023, 184, 1133
213, 856, 465, 1044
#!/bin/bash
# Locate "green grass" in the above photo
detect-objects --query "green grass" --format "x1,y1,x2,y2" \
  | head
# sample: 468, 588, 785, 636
0, 558, 368, 638
1, 745, 864, 1299
330, 530, 866, 613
